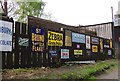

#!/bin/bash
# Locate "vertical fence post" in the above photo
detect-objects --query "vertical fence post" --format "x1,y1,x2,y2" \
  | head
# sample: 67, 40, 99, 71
14, 22, 20, 68
28, 18, 32, 68
0, 51, 2, 80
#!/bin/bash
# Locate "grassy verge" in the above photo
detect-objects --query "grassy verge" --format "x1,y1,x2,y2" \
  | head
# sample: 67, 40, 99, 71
39, 59, 117, 79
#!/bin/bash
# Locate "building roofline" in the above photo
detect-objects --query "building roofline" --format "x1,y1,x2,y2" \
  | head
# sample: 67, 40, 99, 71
83, 22, 113, 27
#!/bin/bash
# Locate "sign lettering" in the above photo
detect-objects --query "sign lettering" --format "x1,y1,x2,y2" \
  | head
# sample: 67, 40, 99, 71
72, 32, 85, 43
65, 30, 72, 46
91, 37, 99, 44
92, 45, 98, 52
86, 36, 91, 49
74, 50, 83, 55
48, 31, 63, 46
31, 27, 44, 52
18, 37, 29, 47
49, 50, 57, 58
110, 40, 112, 48
61, 49, 69, 59
0, 20, 13, 51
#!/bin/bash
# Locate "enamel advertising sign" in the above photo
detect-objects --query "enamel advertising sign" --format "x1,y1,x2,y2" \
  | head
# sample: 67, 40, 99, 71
48, 31, 63, 46
72, 32, 85, 43
0, 20, 13, 51
86, 36, 91, 49
65, 30, 72, 46
74, 50, 83, 55
61, 49, 69, 59
91, 37, 99, 44
92, 45, 98, 52
31, 27, 44, 52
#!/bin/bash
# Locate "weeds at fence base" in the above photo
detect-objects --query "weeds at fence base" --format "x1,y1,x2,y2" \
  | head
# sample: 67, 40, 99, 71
39, 59, 117, 79
2, 59, 117, 80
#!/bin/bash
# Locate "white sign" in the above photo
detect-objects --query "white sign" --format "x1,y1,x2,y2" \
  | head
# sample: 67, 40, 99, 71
61, 49, 69, 59
108, 50, 112, 55
114, 18, 120, 26
86, 36, 91, 49
0, 20, 13, 51
104, 45, 109, 48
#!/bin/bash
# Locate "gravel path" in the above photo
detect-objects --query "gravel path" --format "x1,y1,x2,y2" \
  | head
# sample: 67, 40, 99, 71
97, 67, 118, 79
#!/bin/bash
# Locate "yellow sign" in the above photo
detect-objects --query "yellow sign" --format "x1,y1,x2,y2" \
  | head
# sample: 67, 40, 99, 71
65, 30, 72, 46
110, 40, 112, 48
32, 33, 44, 42
92, 45, 98, 52
74, 50, 82, 55
65, 36, 72, 46
48, 31, 63, 46
100, 39, 103, 50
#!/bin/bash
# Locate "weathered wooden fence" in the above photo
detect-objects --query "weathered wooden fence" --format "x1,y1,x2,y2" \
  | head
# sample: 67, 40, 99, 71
1, 16, 114, 69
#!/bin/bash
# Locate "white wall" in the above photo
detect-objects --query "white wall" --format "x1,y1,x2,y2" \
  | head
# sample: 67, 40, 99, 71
118, 1, 120, 14
86, 23, 112, 39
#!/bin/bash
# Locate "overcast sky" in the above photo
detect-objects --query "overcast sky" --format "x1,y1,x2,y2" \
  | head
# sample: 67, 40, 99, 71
43, 0, 119, 26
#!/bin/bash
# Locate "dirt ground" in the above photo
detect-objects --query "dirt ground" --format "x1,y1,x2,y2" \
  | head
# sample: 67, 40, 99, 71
2, 64, 88, 79
2, 59, 118, 80
97, 67, 118, 79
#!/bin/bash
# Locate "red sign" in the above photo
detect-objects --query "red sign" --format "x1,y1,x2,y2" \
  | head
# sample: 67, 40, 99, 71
119, 37, 120, 42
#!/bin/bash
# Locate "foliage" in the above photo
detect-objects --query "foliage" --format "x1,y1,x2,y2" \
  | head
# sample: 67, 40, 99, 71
14, 0, 45, 23
38, 59, 117, 79
60, 60, 117, 80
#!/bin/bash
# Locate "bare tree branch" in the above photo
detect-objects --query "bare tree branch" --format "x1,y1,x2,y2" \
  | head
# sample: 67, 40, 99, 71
8, 2, 15, 13
0, 1, 5, 13
8, 7, 14, 13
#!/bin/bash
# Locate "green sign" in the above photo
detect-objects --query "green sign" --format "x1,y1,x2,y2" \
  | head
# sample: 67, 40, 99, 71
18, 37, 29, 47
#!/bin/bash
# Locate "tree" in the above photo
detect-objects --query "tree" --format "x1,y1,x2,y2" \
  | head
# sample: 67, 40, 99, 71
0, 0, 18, 18
14, 0, 45, 23
0, 0, 56, 22
41, 12, 57, 22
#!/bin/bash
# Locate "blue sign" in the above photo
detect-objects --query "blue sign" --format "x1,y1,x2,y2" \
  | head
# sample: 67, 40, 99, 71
91, 37, 99, 44
72, 32, 85, 43
32, 27, 44, 35
49, 50, 57, 57
31, 27, 44, 52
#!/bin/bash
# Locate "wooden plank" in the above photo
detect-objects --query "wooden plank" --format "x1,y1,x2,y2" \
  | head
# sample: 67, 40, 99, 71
14, 22, 20, 68
6, 52, 13, 69
36, 53, 39, 67
20, 48, 25, 68
47, 51, 51, 67
43, 51, 46, 67
27, 22, 32, 68
20, 23, 27, 68
22, 23, 26, 35
43, 29, 47, 67
32, 52, 37, 67
38, 52, 42, 67
2, 52, 5, 69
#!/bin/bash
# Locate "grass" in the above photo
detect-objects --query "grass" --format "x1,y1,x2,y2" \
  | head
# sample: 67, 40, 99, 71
3, 67, 36, 76
38, 59, 117, 79
3, 59, 118, 80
